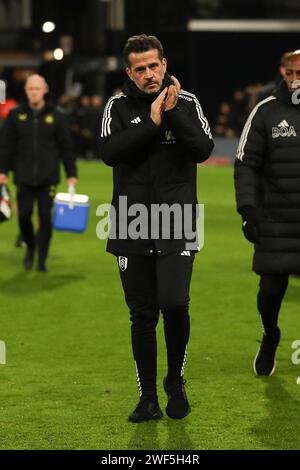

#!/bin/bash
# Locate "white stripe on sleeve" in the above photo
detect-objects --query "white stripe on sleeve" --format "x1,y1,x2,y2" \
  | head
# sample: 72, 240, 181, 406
236, 96, 276, 161
101, 93, 126, 138
180, 89, 212, 139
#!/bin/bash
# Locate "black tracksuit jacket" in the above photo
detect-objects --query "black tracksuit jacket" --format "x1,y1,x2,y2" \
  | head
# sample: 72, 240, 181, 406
100, 75, 214, 256
0, 102, 77, 186
235, 81, 300, 274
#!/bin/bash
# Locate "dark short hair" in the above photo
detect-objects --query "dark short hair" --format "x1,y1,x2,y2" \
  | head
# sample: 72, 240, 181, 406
123, 34, 164, 67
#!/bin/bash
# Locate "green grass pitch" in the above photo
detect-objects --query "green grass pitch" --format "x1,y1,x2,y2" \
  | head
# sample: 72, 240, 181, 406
0, 161, 300, 450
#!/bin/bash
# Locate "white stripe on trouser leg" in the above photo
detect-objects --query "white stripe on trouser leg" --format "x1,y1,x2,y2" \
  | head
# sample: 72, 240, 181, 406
181, 346, 188, 377
259, 314, 266, 335
134, 361, 143, 397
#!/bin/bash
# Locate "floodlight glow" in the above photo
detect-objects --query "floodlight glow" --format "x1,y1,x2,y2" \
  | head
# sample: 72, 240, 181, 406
53, 48, 64, 61
42, 22, 56, 33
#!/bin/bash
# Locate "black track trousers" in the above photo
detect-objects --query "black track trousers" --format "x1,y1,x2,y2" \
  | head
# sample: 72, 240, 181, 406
257, 274, 289, 335
17, 185, 55, 264
117, 250, 195, 397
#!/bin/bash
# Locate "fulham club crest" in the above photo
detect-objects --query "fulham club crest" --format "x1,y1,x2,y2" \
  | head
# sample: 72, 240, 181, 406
118, 256, 128, 271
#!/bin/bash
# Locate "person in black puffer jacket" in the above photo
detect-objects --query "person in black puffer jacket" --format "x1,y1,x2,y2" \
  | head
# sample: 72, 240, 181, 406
0, 74, 78, 271
234, 50, 300, 377
100, 34, 214, 422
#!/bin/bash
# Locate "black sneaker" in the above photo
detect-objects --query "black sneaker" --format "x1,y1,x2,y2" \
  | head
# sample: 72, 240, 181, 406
163, 377, 191, 419
15, 233, 25, 248
128, 396, 163, 423
37, 263, 48, 273
253, 327, 281, 376
23, 247, 35, 270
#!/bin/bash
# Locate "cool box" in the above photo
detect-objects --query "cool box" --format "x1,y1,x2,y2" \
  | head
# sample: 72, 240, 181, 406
53, 192, 89, 233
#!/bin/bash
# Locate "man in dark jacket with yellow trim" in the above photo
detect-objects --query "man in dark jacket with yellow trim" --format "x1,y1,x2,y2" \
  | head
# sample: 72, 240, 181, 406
234, 50, 300, 377
100, 35, 213, 422
0, 74, 78, 271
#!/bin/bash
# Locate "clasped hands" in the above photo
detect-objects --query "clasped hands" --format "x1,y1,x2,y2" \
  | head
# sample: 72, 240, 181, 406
150, 75, 180, 126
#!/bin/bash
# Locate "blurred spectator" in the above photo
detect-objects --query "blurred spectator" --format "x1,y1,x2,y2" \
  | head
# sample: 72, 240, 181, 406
213, 101, 238, 137
0, 83, 108, 160
244, 82, 264, 113
230, 89, 248, 135
0, 97, 18, 129
73, 95, 93, 159
90, 94, 104, 159
57, 94, 75, 118
212, 52, 294, 138
72, 94, 105, 159
0, 95, 23, 247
